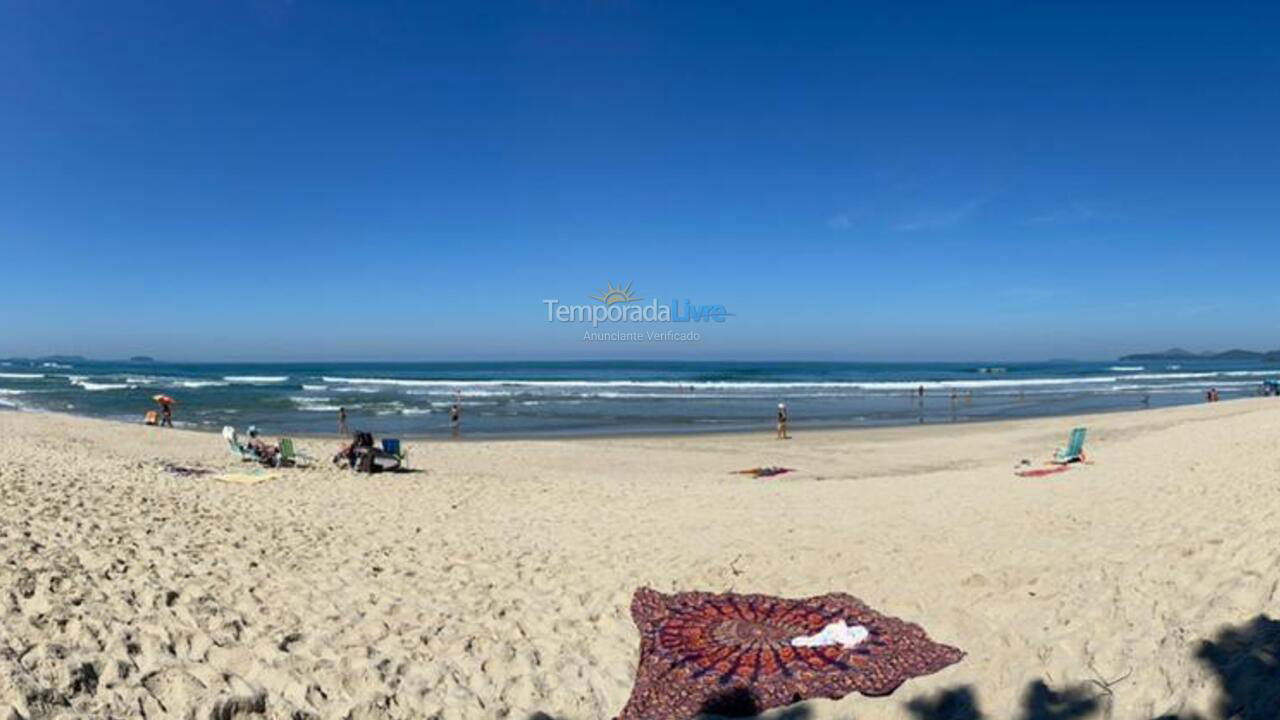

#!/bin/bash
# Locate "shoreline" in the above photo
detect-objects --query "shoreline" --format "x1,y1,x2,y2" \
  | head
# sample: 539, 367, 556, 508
1, 390, 1269, 444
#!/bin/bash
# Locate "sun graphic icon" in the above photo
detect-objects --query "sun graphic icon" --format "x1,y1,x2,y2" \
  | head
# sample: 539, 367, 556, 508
591, 281, 641, 305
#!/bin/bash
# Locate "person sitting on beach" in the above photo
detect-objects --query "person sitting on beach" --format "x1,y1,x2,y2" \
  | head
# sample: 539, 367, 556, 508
246, 426, 279, 464
333, 431, 373, 468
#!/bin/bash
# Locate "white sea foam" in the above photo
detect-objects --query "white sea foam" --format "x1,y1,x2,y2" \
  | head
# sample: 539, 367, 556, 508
1221, 370, 1280, 377
0, 372, 44, 379
323, 376, 469, 387
290, 396, 334, 404
0, 389, 25, 395
170, 379, 229, 388
117, 375, 228, 388
324, 375, 1130, 391
374, 406, 432, 416
41, 362, 71, 369
1122, 372, 1210, 380
297, 404, 343, 412
301, 384, 329, 391
68, 375, 136, 391
76, 381, 134, 391
224, 375, 289, 383
1109, 366, 1144, 372
320, 372, 1280, 395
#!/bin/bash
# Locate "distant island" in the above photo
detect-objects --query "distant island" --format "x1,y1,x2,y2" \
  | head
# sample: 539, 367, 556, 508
1120, 347, 1280, 362
130, 356, 156, 363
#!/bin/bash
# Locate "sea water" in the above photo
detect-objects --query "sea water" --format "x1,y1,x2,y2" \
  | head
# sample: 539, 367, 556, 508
0, 359, 1276, 437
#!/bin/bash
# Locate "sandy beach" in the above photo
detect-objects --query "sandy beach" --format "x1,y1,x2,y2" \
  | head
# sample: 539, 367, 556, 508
2, 399, 1278, 719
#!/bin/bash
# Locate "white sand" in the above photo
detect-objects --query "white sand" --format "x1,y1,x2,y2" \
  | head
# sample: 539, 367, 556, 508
2, 399, 1279, 718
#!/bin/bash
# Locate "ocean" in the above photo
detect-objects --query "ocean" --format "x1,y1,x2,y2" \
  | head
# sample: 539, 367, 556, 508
1, 359, 1277, 437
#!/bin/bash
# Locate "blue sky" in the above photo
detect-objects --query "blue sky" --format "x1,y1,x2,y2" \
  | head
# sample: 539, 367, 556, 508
1, 1, 1278, 361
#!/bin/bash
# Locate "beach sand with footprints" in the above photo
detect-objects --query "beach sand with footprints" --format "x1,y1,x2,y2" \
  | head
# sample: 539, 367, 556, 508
2, 400, 1279, 718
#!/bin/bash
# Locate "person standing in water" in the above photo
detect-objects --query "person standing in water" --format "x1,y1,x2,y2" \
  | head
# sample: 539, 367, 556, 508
450, 397, 462, 438
776, 402, 790, 439
337, 407, 349, 436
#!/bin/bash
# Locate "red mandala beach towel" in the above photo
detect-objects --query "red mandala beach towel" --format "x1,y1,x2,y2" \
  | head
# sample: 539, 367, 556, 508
615, 587, 964, 720
1016, 465, 1073, 478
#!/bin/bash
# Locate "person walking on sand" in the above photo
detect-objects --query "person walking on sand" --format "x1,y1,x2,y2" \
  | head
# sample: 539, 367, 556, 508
153, 395, 174, 428
776, 402, 790, 440
337, 406, 349, 436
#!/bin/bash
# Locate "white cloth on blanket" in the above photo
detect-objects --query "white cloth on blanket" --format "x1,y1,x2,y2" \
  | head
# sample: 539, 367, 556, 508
788, 620, 870, 648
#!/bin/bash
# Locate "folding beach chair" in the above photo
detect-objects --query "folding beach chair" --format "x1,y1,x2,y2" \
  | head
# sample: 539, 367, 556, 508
1052, 427, 1088, 464
222, 426, 259, 462
382, 438, 409, 469
277, 438, 313, 467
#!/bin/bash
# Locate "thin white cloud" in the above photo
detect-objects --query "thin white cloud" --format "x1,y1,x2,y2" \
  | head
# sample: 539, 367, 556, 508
893, 200, 984, 232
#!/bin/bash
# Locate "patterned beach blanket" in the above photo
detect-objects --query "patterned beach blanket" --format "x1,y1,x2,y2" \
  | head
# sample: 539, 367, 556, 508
615, 587, 964, 720
1016, 465, 1073, 478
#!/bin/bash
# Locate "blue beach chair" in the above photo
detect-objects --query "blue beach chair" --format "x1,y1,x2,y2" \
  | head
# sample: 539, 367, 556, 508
382, 438, 409, 468
1052, 427, 1088, 464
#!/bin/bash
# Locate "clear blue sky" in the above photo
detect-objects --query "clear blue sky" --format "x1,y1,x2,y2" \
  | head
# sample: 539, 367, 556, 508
2, 1, 1278, 362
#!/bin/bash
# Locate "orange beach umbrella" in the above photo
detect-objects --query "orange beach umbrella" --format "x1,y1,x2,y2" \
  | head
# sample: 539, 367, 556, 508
153, 394, 175, 405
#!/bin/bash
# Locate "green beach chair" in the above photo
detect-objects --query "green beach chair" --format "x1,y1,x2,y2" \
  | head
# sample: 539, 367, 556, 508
277, 438, 313, 468
1052, 427, 1088, 464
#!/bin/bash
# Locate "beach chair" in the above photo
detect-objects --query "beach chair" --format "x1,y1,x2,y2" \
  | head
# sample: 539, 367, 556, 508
382, 438, 409, 469
222, 426, 259, 462
1052, 427, 1088, 464
277, 438, 313, 468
